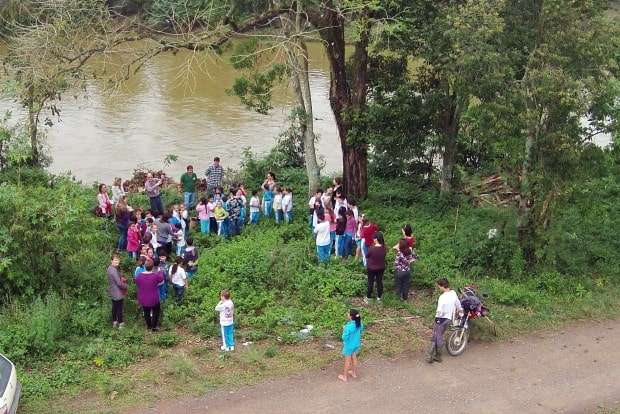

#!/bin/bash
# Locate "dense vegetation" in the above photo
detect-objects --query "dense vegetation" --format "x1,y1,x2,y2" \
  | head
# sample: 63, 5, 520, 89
0, 141, 619, 410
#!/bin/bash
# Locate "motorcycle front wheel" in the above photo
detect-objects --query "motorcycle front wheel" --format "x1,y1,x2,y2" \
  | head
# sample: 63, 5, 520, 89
446, 327, 469, 356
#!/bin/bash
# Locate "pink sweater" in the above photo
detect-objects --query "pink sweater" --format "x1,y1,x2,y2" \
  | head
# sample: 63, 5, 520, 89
127, 226, 141, 252
196, 203, 209, 220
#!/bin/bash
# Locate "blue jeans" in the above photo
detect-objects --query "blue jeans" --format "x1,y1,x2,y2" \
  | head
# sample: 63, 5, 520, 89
250, 211, 260, 224
158, 281, 168, 302
218, 218, 230, 237
173, 285, 185, 303
361, 240, 369, 267
336, 234, 348, 257
263, 199, 273, 217
330, 231, 336, 252
239, 207, 246, 225
176, 244, 185, 256
149, 195, 164, 216
117, 223, 128, 251
200, 219, 210, 233
221, 324, 235, 348
275, 209, 283, 224
344, 232, 354, 257
229, 218, 241, 236
285, 211, 293, 223
184, 192, 196, 209
316, 244, 331, 263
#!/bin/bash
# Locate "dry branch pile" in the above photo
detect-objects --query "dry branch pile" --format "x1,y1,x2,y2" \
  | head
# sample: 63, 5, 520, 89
463, 175, 519, 207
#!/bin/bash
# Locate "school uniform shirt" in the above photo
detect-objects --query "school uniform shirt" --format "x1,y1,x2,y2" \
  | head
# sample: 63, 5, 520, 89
273, 193, 283, 210
215, 299, 234, 326
111, 185, 126, 205
282, 194, 293, 212
334, 198, 348, 214
314, 221, 331, 246
175, 229, 186, 247
206, 202, 216, 218
250, 196, 261, 213
435, 290, 462, 319
350, 206, 359, 222
169, 266, 187, 287
307, 196, 324, 210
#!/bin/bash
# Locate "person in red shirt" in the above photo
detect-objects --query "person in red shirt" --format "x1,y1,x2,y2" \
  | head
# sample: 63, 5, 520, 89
393, 223, 416, 250
360, 217, 379, 268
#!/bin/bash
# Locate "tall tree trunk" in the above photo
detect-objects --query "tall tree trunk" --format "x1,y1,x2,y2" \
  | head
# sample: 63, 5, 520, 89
311, 6, 370, 199
284, 9, 321, 196
517, 129, 536, 266
290, 48, 321, 195
440, 95, 460, 194
27, 103, 40, 166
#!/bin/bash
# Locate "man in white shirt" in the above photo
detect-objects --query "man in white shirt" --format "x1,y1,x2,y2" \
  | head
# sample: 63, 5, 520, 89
427, 278, 462, 363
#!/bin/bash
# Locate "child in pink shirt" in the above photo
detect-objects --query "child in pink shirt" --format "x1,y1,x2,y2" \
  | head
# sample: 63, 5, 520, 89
196, 197, 210, 233
127, 222, 141, 259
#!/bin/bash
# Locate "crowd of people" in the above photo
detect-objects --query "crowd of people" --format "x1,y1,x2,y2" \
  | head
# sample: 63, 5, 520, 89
103, 156, 464, 379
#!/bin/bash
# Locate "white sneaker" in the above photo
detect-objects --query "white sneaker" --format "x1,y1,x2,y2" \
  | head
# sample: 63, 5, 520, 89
376, 297, 382, 303
112, 322, 119, 329
220, 345, 227, 351
229, 346, 235, 351
118, 322, 125, 329
363, 297, 369, 305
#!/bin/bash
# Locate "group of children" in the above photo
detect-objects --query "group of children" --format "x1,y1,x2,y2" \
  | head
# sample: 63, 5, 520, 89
101, 171, 463, 382
193, 183, 295, 238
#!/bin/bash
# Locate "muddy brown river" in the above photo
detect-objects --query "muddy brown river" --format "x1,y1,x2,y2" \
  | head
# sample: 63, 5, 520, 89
0, 41, 340, 183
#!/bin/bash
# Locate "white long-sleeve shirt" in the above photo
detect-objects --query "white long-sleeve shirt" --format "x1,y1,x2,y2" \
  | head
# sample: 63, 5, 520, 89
282, 194, 293, 212
314, 221, 331, 247
215, 299, 234, 326
111, 185, 126, 205
435, 290, 462, 319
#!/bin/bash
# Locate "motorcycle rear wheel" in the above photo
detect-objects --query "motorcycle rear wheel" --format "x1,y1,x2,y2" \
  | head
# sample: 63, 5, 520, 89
446, 328, 469, 356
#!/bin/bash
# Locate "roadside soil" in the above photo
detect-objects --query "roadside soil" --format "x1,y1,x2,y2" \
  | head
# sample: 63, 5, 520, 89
126, 319, 620, 414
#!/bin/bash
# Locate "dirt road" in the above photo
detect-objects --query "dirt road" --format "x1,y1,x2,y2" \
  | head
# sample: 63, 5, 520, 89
129, 320, 620, 414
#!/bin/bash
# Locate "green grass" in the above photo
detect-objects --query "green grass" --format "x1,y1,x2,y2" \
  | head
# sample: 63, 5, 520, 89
6, 169, 620, 413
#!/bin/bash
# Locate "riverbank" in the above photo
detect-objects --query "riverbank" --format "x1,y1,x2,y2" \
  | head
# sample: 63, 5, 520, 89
2, 163, 619, 413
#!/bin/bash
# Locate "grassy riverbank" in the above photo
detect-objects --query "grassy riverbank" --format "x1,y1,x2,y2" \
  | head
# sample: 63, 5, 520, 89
1, 162, 620, 413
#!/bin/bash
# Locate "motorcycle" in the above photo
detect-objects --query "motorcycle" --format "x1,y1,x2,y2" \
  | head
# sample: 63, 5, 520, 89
446, 285, 493, 356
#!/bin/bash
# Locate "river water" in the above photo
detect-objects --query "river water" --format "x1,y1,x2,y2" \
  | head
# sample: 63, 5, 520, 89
0, 42, 341, 184
0, 41, 613, 184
